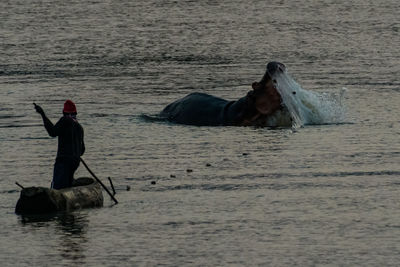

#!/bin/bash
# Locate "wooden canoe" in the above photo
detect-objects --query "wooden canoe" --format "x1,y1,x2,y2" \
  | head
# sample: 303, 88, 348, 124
15, 177, 103, 215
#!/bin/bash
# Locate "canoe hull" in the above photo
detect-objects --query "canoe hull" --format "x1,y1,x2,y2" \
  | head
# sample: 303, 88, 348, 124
15, 178, 104, 215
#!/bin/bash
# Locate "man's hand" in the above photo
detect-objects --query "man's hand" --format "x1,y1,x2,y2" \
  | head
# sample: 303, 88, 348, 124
33, 103, 45, 115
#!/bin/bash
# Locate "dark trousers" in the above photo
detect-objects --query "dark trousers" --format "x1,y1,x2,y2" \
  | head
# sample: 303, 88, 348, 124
51, 157, 80, 189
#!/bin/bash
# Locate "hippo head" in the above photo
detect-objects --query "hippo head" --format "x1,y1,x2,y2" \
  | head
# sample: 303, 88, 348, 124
240, 62, 285, 125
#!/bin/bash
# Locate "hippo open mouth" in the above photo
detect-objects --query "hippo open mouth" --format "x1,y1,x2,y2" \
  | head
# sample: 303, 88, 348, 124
239, 61, 287, 125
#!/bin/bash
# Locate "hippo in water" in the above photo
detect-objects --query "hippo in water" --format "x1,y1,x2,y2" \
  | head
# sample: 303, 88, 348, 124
159, 61, 286, 126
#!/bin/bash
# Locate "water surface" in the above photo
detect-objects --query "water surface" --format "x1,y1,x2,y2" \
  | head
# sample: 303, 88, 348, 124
1, 0, 399, 266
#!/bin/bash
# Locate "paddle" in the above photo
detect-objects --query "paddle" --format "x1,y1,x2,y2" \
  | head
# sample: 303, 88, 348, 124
80, 157, 118, 204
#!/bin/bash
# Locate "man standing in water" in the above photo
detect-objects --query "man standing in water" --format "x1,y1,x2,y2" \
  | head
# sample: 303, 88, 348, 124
34, 100, 85, 189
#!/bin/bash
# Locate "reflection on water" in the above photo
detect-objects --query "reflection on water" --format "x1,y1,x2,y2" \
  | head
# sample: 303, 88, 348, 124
19, 212, 88, 265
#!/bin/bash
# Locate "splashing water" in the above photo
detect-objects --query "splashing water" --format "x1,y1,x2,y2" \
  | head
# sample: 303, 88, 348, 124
270, 71, 347, 128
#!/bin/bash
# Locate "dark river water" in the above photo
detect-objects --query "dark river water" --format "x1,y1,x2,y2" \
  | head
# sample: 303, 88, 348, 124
1, 0, 399, 266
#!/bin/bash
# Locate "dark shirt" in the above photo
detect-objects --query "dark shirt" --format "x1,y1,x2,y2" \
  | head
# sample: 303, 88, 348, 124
42, 115, 85, 159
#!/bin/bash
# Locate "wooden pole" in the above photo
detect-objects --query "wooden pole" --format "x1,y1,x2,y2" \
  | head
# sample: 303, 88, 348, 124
108, 177, 116, 196
80, 158, 118, 204
15, 182, 24, 189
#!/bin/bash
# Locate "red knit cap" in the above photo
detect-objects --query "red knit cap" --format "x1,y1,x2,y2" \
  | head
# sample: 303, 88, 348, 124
63, 100, 77, 113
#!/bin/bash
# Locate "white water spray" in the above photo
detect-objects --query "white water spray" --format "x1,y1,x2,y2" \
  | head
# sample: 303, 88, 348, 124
268, 71, 347, 128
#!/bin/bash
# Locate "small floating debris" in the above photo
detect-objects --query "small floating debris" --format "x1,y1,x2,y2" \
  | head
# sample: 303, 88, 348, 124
242, 153, 249, 156
126, 185, 131, 191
